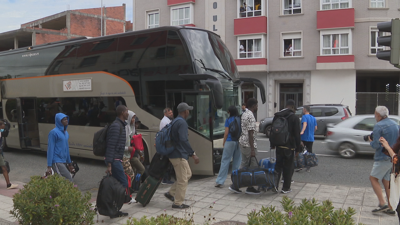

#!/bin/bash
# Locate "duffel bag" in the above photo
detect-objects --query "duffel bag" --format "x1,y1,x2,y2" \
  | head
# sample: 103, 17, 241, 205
304, 152, 318, 167
294, 152, 306, 169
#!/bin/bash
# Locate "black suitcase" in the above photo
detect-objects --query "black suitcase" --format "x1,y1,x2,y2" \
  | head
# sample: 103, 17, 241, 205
148, 153, 170, 180
96, 175, 127, 216
135, 175, 161, 207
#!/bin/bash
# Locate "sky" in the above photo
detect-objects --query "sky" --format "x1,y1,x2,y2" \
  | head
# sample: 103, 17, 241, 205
0, 0, 133, 33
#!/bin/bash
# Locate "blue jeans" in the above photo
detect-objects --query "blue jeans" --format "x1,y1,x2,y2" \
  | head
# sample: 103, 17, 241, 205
216, 141, 241, 185
106, 161, 128, 188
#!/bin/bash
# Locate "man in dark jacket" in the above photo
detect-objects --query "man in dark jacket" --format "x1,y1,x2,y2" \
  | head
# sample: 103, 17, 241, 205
270, 99, 301, 194
164, 102, 200, 209
105, 105, 129, 218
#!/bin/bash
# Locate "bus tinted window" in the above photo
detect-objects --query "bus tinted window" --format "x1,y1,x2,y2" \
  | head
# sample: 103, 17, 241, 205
5, 99, 17, 122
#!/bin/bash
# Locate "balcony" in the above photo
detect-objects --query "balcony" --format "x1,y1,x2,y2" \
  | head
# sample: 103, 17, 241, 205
167, 0, 195, 6
234, 16, 267, 35
317, 8, 354, 30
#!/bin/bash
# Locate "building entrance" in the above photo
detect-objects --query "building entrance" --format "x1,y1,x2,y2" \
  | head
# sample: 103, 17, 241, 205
279, 83, 303, 110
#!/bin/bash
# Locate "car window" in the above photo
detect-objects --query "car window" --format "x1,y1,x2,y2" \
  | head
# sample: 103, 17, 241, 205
324, 107, 339, 116
390, 118, 400, 125
310, 107, 323, 117
295, 108, 303, 118
346, 107, 352, 116
353, 118, 376, 131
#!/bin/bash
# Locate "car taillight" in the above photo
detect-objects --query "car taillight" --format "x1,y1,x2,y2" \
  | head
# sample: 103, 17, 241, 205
327, 131, 334, 136
341, 108, 349, 120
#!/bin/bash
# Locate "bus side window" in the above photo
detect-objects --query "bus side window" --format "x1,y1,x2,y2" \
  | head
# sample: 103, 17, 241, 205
5, 99, 18, 122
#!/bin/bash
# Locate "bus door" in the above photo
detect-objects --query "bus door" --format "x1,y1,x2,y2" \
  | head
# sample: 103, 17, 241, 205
18, 98, 40, 149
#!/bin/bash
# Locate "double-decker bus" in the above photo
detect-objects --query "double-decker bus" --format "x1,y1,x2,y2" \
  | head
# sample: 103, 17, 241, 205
0, 26, 265, 175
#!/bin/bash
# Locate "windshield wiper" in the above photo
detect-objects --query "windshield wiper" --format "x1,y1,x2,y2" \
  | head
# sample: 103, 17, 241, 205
194, 59, 232, 81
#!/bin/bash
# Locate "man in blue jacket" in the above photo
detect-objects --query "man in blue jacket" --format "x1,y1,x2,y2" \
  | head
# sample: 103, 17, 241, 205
46, 113, 74, 182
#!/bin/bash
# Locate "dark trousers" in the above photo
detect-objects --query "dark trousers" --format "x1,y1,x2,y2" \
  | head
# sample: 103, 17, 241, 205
302, 141, 313, 153
106, 161, 128, 188
276, 147, 294, 191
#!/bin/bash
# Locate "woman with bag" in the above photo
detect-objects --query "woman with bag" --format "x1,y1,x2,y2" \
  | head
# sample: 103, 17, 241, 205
379, 135, 400, 220
122, 111, 136, 189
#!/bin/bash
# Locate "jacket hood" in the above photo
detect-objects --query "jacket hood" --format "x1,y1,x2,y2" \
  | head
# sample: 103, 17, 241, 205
126, 110, 136, 135
274, 108, 294, 117
55, 113, 68, 131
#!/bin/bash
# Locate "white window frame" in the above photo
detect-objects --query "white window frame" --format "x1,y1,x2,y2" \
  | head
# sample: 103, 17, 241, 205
146, 10, 160, 29
370, 0, 386, 8
320, 0, 351, 10
369, 27, 389, 55
281, 32, 303, 57
320, 29, 352, 55
282, 0, 302, 15
170, 4, 194, 26
237, 35, 265, 59
237, 0, 264, 18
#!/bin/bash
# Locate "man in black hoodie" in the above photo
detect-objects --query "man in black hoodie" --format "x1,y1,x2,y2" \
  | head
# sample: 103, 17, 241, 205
270, 99, 301, 194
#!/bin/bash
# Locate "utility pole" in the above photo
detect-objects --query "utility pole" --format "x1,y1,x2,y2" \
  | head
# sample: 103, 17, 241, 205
100, 0, 103, 36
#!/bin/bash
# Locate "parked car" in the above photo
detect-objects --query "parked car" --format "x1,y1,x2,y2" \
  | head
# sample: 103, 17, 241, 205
259, 104, 352, 137
326, 115, 400, 158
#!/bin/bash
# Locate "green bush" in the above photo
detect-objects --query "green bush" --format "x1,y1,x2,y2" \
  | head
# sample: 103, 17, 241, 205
10, 175, 96, 225
125, 214, 194, 225
247, 196, 362, 225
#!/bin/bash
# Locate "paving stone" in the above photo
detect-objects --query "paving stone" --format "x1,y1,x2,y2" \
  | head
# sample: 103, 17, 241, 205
359, 217, 380, 225
222, 205, 245, 214
344, 199, 363, 206
231, 214, 249, 223
214, 211, 237, 220
238, 208, 253, 215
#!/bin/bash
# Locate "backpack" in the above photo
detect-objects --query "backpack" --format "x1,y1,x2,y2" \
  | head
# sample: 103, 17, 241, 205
1, 119, 11, 138
155, 117, 183, 156
96, 175, 127, 217
228, 116, 242, 141
269, 113, 293, 147
93, 121, 122, 157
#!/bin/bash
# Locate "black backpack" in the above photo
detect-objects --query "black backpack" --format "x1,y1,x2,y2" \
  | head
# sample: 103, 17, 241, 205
1, 119, 11, 138
93, 121, 122, 157
228, 116, 242, 141
269, 113, 292, 146
96, 175, 128, 217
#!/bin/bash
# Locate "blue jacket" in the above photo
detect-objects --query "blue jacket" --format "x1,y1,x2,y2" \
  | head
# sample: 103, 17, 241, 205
47, 113, 71, 166
105, 118, 126, 164
168, 116, 194, 160
370, 117, 399, 161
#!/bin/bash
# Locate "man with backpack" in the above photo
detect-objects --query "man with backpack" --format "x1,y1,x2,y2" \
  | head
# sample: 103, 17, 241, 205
229, 98, 260, 195
298, 106, 317, 173
159, 108, 175, 185
164, 102, 200, 209
270, 99, 301, 194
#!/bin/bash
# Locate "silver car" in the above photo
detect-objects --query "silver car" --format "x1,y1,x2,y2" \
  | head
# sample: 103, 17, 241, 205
326, 115, 400, 158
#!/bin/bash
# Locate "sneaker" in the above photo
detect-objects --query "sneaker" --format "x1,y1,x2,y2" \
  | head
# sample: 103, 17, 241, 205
162, 179, 174, 185
306, 168, 311, 172
7, 184, 18, 189
281, 188, 292, 194
281, 180, 294, 183
172, 203, 190, 209
128, 198, 136, 204
215, 183, 223, 188
383, 209, 396, 216
245, 187, 261, 195
110, 211, 128, 219
229, 184, 242, 194
372, 205, 388, 213
295, 168, 302, 172
164, 192, 175, 202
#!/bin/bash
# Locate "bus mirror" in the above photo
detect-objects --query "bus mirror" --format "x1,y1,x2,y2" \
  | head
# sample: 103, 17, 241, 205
235, 78, 266, 104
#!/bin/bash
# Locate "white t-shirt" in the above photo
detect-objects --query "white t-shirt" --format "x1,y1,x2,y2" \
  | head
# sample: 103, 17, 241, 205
239, 45, 245, 53
159, 116, 172, 131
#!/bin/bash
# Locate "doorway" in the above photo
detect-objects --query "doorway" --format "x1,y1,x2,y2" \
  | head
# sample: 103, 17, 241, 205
18, 98, 40, 148
279, 83, 303, 110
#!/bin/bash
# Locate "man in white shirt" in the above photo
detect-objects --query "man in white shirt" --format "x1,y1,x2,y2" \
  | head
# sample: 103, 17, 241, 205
160, 107, 175, 185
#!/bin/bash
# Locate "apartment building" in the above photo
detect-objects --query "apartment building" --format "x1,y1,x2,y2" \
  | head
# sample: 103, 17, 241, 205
136, 0, 400, 119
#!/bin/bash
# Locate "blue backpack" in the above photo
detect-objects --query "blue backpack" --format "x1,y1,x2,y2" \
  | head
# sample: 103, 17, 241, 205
228, 116, 242, 141
155, 117, 183, 155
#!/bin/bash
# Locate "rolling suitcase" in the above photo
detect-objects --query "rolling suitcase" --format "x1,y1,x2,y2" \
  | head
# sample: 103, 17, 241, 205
259, 148, 276, 170
258, 149, 279, 192
135, 175, 161, 207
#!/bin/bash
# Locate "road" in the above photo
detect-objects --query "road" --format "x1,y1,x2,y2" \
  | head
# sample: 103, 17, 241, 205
2, 134, 375, 193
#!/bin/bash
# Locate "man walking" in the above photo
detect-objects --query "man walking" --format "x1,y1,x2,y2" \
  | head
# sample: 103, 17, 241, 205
229, 98, 260, 194
46, 113, 75, 182
369, 106, 398, 215
160, 107, 175, 185
0, 119, 18, 189
164, 102, 200, 209
271, 99, 301, 194
105, 105, 131, 218
298, 106, 317, 172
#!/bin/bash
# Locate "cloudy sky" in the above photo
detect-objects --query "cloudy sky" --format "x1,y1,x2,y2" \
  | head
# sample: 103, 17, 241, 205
0, 0, 133, 33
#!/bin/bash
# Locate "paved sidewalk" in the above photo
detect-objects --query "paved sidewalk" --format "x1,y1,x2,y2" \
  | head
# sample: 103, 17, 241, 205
0, 176, 398, 225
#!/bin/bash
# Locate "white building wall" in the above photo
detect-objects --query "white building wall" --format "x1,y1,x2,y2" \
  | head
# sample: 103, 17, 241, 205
310, 70, 356, 114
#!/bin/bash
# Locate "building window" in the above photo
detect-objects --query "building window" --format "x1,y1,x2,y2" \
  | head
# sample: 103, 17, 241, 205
283, 0, 302, 15
171, 4, 193, 25
238, 36, 263, 59
321, 0, 350, 10
282, 33, 302, 57
147, 11, 159, 29
370, 29, 387, 54
370, 0, 385, 8
321, 31, 351, 55
239, 0, 262, 18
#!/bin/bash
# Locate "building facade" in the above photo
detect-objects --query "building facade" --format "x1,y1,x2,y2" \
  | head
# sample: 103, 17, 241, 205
133, 0, 400, 120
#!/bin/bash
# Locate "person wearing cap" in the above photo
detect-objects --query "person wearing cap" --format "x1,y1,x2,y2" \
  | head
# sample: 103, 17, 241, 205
164, 102, 200, 209
270, 99, 301, 194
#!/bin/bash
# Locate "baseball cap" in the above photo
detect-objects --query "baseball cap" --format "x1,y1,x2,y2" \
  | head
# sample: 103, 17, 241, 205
177, 102, 193, 113
286, 99, 297, 110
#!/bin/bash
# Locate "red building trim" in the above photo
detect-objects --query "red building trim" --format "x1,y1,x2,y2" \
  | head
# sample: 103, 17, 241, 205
317, 8, 354, 29
317, 55, 354, 63
167, 0, 195, 6
234, 17, 267, 35
184, 24, 196, 27
235, 58, 267, 65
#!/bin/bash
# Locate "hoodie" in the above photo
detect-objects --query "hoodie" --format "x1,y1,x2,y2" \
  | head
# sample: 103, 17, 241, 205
270, 108, 302, 152
47, 113, 71, 166
124, 110, 136, 158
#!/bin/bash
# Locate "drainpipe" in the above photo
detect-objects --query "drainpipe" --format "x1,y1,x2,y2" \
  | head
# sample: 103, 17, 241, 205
266, 0, 270, 116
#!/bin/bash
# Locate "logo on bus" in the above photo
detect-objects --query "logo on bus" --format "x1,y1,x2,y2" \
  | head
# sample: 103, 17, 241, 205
65, 81, 72, 90
22, 53, 39, 58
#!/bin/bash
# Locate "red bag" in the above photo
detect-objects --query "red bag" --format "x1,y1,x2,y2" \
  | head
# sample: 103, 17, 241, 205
130, 134, 143, 159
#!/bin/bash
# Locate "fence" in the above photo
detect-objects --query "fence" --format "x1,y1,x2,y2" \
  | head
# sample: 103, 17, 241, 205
356, 92, 399, 115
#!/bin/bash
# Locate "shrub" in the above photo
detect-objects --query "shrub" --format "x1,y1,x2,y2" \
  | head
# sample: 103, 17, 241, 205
247, 196, 362, 225
10, 175, 96, 225
125, 214, 194, 225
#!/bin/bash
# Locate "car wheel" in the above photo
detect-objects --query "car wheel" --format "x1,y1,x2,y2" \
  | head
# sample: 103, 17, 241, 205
338, 142, 356, 158
265, 125, 271, 138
